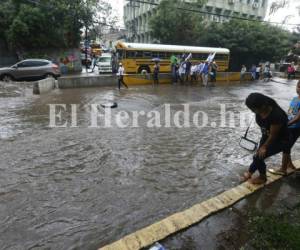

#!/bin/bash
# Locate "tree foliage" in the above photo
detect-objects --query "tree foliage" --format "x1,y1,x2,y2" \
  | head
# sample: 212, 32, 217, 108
150, 0, 299, 70
200, 20, 296, 70
0, 0, 117, 50
149, 0, 207, 45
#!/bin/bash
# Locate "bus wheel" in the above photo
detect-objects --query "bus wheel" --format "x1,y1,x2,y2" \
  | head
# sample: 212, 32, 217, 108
138, 66, 151, 74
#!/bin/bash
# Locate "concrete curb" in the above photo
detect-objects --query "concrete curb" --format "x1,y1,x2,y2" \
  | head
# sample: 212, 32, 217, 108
33, 78, 55, 95
58, 75, 117, 89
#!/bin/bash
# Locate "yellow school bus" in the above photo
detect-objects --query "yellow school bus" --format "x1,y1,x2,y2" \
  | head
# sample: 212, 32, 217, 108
114, 41, 230, 85
115, 42, 229, 72
91, 43, 102, 56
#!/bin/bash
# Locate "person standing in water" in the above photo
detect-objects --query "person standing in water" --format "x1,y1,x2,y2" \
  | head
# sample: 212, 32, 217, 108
153, 61, 160, 85
117, 63, 128, 90
242, 93, 291, 184
240, 65, 247, 83
90, 54, 98, 73
201, 61, 209, 87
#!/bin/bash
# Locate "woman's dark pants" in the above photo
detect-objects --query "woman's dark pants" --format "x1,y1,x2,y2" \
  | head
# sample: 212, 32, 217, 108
248, 139, 290, 176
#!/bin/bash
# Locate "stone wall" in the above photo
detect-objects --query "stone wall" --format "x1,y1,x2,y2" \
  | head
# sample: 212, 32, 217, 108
21, 48, 82, 74
0, 42, 82, 74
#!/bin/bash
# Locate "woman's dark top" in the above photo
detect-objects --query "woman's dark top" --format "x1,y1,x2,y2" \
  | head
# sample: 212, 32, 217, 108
256, 105, 289, 144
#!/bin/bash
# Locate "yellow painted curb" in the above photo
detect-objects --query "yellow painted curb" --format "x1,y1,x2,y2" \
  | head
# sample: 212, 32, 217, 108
99, 160, 300, 250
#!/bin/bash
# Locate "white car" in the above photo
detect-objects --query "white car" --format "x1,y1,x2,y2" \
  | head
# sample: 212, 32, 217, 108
98, 53, 112, 74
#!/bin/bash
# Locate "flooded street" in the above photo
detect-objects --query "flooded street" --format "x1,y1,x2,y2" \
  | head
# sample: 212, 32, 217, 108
0, 80, 299, 250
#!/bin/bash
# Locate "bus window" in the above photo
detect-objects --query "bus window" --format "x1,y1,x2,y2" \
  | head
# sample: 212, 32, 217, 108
193, 53, 199, 60
159, 52, 166, 59
143, 51, 152, 58
199, 54, 205, 60
215, 54, 228, 60
126, 51, 136, 58
151, 51, 159, 58
165, 52, 177, 59
135, 51, 143, 58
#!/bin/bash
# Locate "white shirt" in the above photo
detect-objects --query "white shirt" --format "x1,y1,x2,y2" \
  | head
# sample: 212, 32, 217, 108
264, 66, 270, 73
191, 65, 197, 75
178, 63, 186, 75
117, 66, 125, 76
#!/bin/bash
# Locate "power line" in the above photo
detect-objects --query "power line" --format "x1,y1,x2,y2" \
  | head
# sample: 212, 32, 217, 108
127, 0, 300, 27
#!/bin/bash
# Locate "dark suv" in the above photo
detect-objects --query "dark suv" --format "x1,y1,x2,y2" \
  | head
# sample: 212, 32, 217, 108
0, 59, 60, 82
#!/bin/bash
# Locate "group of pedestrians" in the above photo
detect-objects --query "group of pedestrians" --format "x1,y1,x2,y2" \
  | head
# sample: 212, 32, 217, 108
241, 62, 299, 82
241, 63, 272, 82
171, 56, 218, 86
240, 62, 273, 82
242, 80, 300, 184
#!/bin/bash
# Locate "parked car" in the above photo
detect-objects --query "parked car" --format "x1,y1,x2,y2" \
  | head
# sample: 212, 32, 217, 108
0, 59, 60, 82
98, 53, 112, 74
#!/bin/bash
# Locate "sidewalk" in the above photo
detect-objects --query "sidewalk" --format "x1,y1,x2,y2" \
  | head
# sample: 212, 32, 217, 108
162, 172, 300, 250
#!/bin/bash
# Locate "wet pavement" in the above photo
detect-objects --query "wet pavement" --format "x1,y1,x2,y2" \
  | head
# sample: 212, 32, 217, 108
162, 174, 300, 250
0, 79, 299, 250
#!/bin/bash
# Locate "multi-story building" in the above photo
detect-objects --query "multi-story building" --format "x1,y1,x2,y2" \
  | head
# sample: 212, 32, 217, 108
124, 0, 269, 43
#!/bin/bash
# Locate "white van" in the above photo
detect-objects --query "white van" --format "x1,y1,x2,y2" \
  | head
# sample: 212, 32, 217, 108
98, 53, 112, 74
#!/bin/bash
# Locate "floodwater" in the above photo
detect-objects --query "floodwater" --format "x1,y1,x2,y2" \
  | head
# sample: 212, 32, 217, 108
0, 79, 299, 250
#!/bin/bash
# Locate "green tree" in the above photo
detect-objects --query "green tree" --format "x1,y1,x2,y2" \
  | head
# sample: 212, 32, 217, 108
200, 20, 295, 70
150, 1, 298, 70
1, 0, 117, 51
150, 0, 299, 70
0, 0, 16, 40
149, 0, 206, 45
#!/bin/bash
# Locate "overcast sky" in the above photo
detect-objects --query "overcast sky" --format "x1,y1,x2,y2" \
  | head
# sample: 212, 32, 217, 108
111, 0, 300, 29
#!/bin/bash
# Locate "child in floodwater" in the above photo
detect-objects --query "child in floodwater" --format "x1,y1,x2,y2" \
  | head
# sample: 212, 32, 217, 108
242, 93, 291, 184
271, 80, 300, 175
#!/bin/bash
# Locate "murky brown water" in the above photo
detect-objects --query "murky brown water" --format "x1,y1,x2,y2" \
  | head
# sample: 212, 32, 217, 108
0, 79, 299, 250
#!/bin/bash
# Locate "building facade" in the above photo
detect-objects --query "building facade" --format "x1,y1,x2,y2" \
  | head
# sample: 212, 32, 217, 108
124, 0, 269, 43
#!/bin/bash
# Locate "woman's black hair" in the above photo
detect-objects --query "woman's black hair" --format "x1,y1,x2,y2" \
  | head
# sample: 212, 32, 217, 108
245, 93, 279, 110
